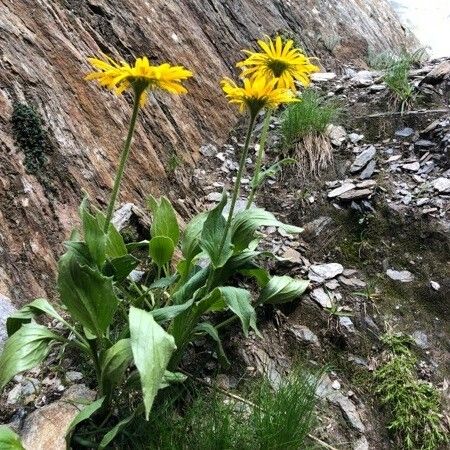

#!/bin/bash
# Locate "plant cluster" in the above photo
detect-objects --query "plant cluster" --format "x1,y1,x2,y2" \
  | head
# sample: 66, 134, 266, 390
374, 333, 448, 450
11, 102, 48, 174
0, 36, 319, 448
280, 89, 341, 177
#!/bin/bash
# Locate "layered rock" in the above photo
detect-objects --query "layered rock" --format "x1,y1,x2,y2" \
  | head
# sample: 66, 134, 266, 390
0, 0, 416, 304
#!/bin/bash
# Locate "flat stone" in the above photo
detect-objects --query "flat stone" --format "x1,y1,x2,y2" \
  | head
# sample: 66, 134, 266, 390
402, 161, 420, 172
328, 183, 356, 198
280, 248, 302, 264
423, 60, 450, 84
350, 146, 376, 173
353, 436, 369, 450
302, 216, 334, 239
395, 127, 415, 138
205, 191, 223, 202
351, 70, 374, 86
309, 263, 344, 282
311, 72, 336, 81
356, 180, 377, 189
386, 269, 415, 283
369, 84, 386, 92
0, 293, 17, 350
415, 139, 435, 148
348, 133, 364, 143
20, 384, 96, 450
199, 143, 217, 157
431, 177, 450, 193
430, 281, 440, 291
339, 316, 356, 333
338, 189, 373, 201
65, 371, 83, 382
325, 279, 340, 290
288, 325, 320, 346
386, 154, 402, 163
310, 288, 333, 308
339, 276, 366, 288
359, 159, 376, 179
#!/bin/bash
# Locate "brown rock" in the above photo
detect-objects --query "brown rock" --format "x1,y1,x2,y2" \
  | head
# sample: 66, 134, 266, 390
20, 384, 96, 450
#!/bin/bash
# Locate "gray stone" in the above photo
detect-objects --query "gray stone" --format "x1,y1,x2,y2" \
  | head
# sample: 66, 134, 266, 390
199, 143, 217, 157
350, 146, 376, 173
65, 371, 83, 382
309, 263, 344, 283
411, 331, 430, 349
430, 281, 440, 291
353, 436, 369, 450
311, 72, 336, 82
356, 180, 377, 189
326, 124, 347, 146
310, 288, 333, 308
395, 127, 415, 138
302, 216, 334, 239
338, 189, 373, 200
0, 293, 16, 349
369, 83, 386, 92
339, 316, 356, 333
325, 279, 340, 290
348, 133, 364, 143
415, 139, 434, 148
128, 270, 145, 282
205, 191, 223, 202
288, 325, 320, 346
359, 159, 376, 179
351, 70, 374, 86
279, 248, 302, 264
402, 161, 420, 172
386, 269, 415, 283
339, 276, 366, 288
431, 177, 450, 193
328, 183, 356, 198
20, 384, 96, 450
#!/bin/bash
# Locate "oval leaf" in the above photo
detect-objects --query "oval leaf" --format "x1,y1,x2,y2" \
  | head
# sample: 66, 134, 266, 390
129, 307, 177, 420
259, 275, 309, 305
149, 236, 175, 268
148, 196, 180, 245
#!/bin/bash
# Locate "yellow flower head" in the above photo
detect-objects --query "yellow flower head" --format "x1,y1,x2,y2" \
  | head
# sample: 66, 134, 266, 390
221, 76, 299, 116
85, 55, 193, 105
237, 36, 319, 91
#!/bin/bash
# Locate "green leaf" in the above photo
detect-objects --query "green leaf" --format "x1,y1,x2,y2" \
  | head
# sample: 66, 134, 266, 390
172, 266, 209, 305
159, 370, 187, 389
217, 287, 258, 337
0, 426, 25, 450
149, 274, 178, 290
259, 275, 309, 304
231, 208, 303, 252
58, 250, 118, 337
195, 322, 230, 367
251, 158, 296, 189
104, 254, 139, 282
181, 212, 208, 263
0, 323, 57, 389
149, 236, 175, 268
99, 414, 134, 450
96, 212, 128, 258
6, 298, 65, 336
129, 307, 177, 419
239, 267, 270, 287
200, 193, 233, 268
79, 198, 106, 268
151, 300, 194, 324
65, 397, 105, 445
148, 196, 180, 245
100, 339, 132, 398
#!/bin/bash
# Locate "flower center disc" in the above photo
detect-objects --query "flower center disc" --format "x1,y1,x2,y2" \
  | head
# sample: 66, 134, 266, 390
267, 59, 289, 77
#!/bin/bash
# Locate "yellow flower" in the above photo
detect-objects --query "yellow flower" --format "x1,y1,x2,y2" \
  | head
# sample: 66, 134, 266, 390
237, 36, 319, 91
221, 76, 299, 116
85, 55, 193, 105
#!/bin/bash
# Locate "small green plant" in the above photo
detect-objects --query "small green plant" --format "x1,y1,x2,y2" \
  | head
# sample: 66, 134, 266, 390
374, 333, 448, 450
11, 103, 47, 174
280, 89, 341, 177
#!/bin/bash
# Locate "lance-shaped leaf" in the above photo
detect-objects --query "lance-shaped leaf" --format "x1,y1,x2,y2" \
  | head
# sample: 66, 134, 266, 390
79, 198, 107, 268
231, 208, 303, 252
100, 339, 133, 398
149, 236, 175, 268
129, 307, 176, 419
200, 193, 233, 268
148, 196, 180, 245
103, 254, 139, 283
259, 275, 309, 305
0, 323, 57, 389
195, 322, 230, 367
96, 212, 128, 259
151, 300, 194, 324
180, 212, 208, 264
58, 251, 118, 337
6, 298, 65, 336
0, 425, 25, 450
99, 413, 134, 450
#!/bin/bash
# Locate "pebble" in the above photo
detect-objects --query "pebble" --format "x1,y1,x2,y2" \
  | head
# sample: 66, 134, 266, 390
430, 281, 440, 291
386, 269, 415, 283
395, 127, 415, 138
402, 161, 420, 172
205, 192, 223, 202
288, 325, 320, 346
431, 177, 450, 193
309, 263, 344, 282
411, 331, 430, 349
199, 143, 217, 157
327, 124, 347, 146
310, 288, 333, 308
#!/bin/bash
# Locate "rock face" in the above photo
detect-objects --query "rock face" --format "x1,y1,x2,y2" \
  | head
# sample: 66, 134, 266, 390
0, 0, 416, 304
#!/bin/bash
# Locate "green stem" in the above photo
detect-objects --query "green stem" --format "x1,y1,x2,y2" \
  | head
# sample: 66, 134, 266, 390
103, 90, 142, 233
88, 338, 103, 398
246, 109, 272, 209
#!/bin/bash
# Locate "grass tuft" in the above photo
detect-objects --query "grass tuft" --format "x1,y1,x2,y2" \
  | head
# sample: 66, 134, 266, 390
374, 332, 448, 450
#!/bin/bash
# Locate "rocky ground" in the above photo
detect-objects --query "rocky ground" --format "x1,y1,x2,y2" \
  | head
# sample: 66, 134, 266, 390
1, 58, 449, 449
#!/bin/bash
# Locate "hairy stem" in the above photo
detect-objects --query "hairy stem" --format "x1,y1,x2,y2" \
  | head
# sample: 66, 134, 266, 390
246, 109, 272, 209
103, 90, 142, 233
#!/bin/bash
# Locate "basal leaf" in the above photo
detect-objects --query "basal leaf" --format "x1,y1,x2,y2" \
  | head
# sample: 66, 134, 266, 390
200, 192, 233, 268
0, 425, 25, 450
181, 212, 208, 264
148, 196, 180, 245
149, 236, 175, 268
99, 413, 134, 450
104, 254, 139, 283
195, 322, 230, 367
259, 275, 309, 305
129, 307, 176, 419
58, 250, 118, 337
96, 212, 128, 258
151, 300, 194, 324
0, 323, 57, 389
